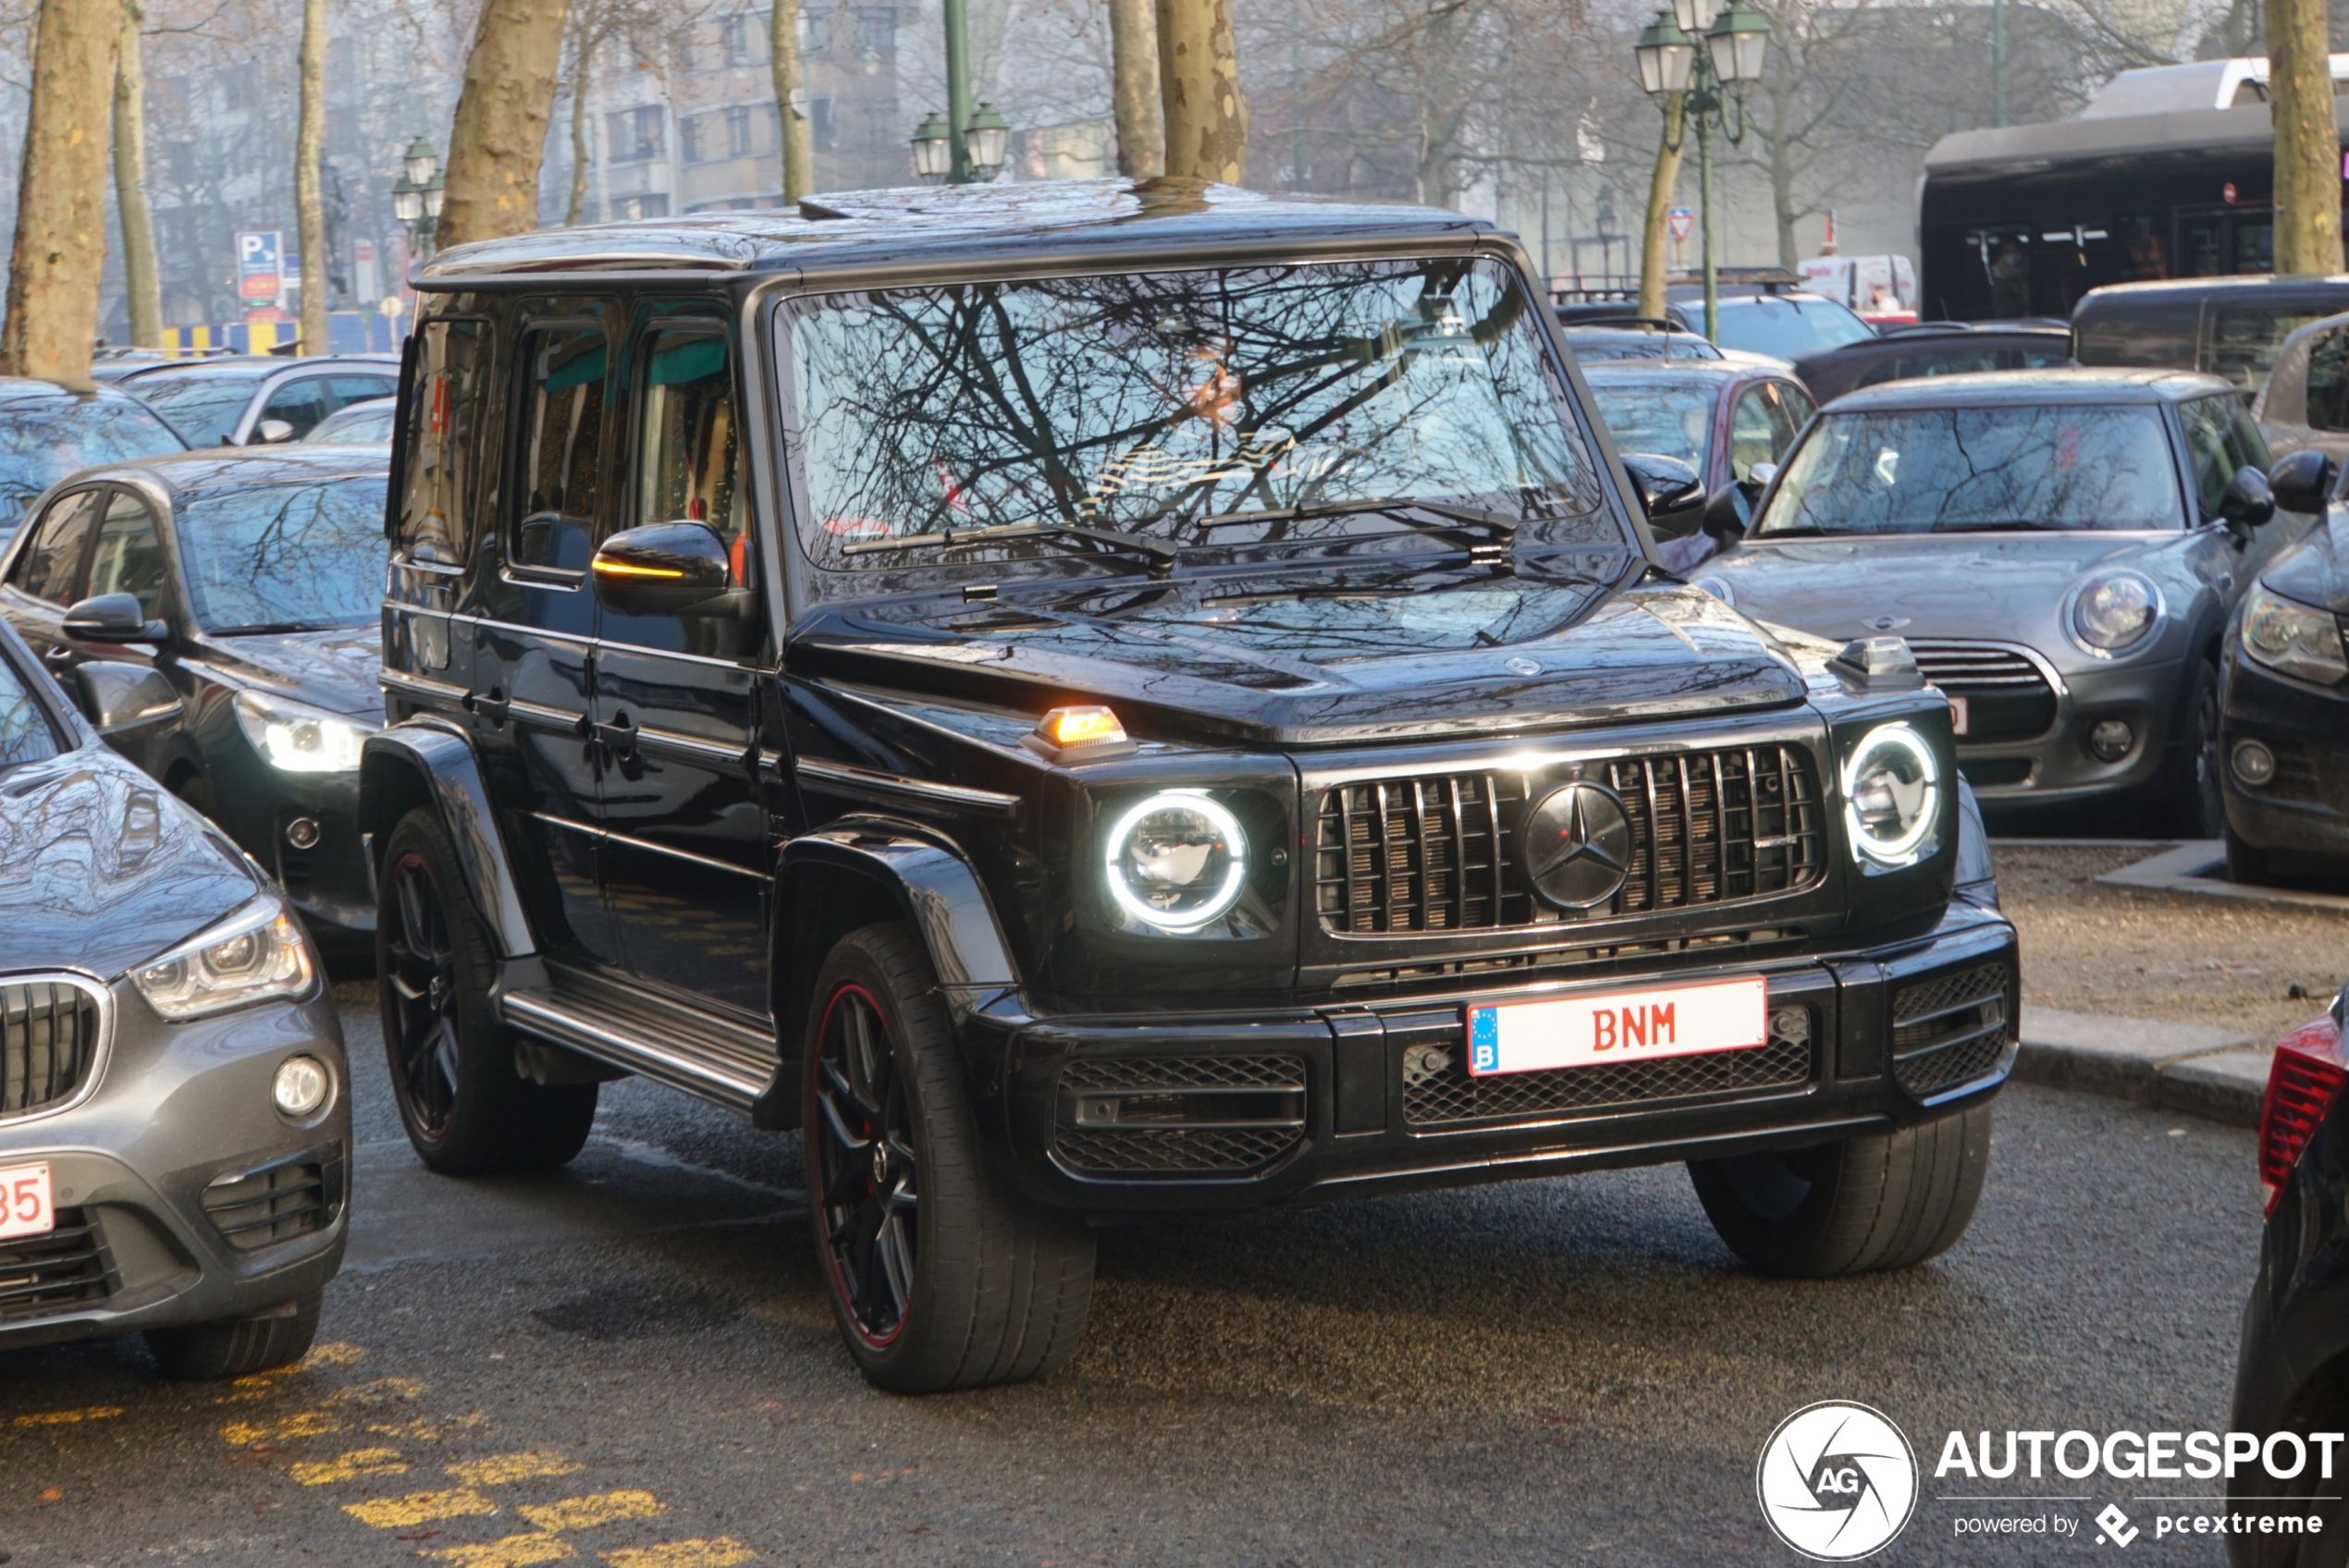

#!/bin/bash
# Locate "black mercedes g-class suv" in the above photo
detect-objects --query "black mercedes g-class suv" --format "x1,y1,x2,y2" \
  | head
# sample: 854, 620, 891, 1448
363, 180, 2018, 1393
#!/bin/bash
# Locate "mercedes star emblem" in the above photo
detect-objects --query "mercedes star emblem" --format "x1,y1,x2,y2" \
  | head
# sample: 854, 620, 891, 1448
1862, 615, 1912, 632
1522, 781, 1633, 909
1504, 655, 1542, 677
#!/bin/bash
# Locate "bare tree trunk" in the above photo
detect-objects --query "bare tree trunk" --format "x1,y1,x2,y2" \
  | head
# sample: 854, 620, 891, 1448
2, 0, 122, 379
1155, 0, 1246, 182
1109, 0, 1162, 179
2271, 0, 2342, 274
1637, 95, 1686, 320
295, 0, 329, 354
1768, 116, 1800, 273
565, 27, 596, 225
113, 0, 160, 347
769, 0, 815, 201
439, 0, 571, 249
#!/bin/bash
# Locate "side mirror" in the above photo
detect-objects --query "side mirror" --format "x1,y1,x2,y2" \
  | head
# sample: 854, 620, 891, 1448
1702, 482, 1756, 545
73, 660, 181, 734
2219, 464, 2277, 535
62, 592, 166, 643
589, 521, 748, 619
251, 419, 296, 445
1617, 451, 1705, 523
1747, 461, 1779, 488
2267, 448, 2336, 515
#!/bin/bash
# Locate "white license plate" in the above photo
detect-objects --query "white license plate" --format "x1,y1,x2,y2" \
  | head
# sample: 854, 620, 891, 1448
0, 1160, 54, 1242
1948, 694, 1970, 737
1466, 976, 1769, 1077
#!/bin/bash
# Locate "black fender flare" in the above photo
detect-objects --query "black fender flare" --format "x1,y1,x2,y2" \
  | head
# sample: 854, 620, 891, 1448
358, 719, 536, 960
753, 824, 1025, 1130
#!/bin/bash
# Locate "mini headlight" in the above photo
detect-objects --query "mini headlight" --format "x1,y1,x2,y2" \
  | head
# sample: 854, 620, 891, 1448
2241, 582, 2349, 684
2070, 570, 2161, 654
1842, 723, 1941, 867
1103, 790, 1248, 933
1691, 575, 1735, 606
272, 1054, 332, 1118
233, 690, 375, 773
132, 896, 316, 1021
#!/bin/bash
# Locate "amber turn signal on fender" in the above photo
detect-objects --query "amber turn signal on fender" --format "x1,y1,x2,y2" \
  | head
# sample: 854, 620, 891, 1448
591, 557, 687, 579
1025, 704, 1137, 759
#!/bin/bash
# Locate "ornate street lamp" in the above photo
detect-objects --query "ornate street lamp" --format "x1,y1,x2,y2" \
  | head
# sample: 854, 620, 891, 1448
1706, 0, 1772, 90
392, 137, 444, 258
1634, 2, 1770, 341
910, 113, 953, 183
965, 102, 1010, 181
402, 136, 438, 190
1633, 13, 1695, 98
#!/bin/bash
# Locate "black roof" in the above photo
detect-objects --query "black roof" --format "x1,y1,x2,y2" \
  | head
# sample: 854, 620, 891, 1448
1826, 366, 2229, 410
2073, 275, 2349, 314
416, 179, 1496, 288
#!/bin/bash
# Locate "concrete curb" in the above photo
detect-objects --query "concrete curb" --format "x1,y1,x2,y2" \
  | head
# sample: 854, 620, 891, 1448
2013, 1005, 2269, 1129
2095, 840, 2349, 916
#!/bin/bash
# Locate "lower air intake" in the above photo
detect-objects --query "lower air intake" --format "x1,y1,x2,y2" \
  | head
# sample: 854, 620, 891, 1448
1052, 1055, 1307, 1177
1890, 965, 2012, 1098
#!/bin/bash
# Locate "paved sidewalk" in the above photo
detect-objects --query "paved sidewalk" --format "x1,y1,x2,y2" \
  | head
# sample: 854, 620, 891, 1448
2016, 1004, 2273, 1128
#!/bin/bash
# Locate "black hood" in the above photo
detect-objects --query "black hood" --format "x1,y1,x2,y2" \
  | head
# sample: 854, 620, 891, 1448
795, 564, 1808, 746
192, 624, 384, 721
0, 742, 261, 977
2264, 510, 2349, 614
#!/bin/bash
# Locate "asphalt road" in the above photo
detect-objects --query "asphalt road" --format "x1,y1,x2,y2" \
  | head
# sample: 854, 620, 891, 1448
0, 980, 2270, 1567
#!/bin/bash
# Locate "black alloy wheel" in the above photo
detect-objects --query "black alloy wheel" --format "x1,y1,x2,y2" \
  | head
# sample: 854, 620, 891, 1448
2190, 664, 2225, 839
384, 849, 460, 1140
809, 983, 920, 1347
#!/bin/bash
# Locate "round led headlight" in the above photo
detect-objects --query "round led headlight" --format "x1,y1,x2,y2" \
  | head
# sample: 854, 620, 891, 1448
2069, 570, 2161, 655
1842, 723, 1941, 867
272, 1054, 331, 1119
1102, 790, 1248, 933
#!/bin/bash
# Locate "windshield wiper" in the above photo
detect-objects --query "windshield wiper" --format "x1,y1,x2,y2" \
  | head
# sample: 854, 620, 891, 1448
843, 519, 1177, 573
1197, 496, 1520, 539
1931, 520, 2052, 533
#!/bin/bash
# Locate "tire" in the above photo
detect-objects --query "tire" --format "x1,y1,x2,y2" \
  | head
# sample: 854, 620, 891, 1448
170, 770, 220, 824
145, 1290, 322, 1379
2225, 821, 2270, 886
805, 921, 1095, 1392
2150, 659, 2224, 839
1689, 1101, 1993, 1278
376, 807, 596, 1174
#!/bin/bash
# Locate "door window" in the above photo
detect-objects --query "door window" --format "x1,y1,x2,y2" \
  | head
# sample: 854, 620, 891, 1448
510, 328, 609, 572
396, 320, 488, 564
1727, 383, 1805, 480
2180, 394, 2270, 517
633, 328, 744, 575
260, 376, 335, 439
326, 375, 397, 410
2203, 305, 2331, 394
8, 489, 102, 603
85, 493, 167, 619
2306, 326, 2349, 433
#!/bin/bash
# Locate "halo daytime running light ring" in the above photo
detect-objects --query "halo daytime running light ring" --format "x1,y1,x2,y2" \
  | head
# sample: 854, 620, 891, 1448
1841, 722, 1941, 869
2064, 570, 2164, 659
1102, 789, 1249, 934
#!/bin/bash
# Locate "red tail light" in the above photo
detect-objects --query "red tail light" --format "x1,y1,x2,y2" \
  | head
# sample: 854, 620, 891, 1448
2260, 1012, 2348, 1217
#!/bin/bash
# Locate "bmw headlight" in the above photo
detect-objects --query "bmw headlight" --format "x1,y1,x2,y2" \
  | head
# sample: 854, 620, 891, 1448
131, 895, 316, 1021
233, 690, 375, 773
1103, 790, 1248, 933
1842, 723, 1941, 868
2069, 570, 2161, 655
2242, 582, 2349, 684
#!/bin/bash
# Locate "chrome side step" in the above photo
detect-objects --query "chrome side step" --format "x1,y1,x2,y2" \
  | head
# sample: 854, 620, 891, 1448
499, 989, 766, 1111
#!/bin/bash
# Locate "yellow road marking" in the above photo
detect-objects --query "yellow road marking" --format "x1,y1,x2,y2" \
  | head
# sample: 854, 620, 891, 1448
427, 1534, 576, 1567
519, 1490, 665, 1532
289, 1447, 408, 1485
368, 1413, 490, 1443
448, 1452, 584, 1487
342, 1487, 499, 1528
221, 1410, 342, 1445
10, 1405, 122, 1427
602, 1540, 757, 1568
301, 1341, 366, 1367
326, 1376, 428, 1404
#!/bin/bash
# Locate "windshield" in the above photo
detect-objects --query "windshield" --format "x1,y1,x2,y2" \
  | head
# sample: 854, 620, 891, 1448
0, 398, 184, 529
172, 478, 388, 630
1707, 297, 1876, 359
785, 257, 1610, 574
0, 642, 60, 773
1586, 375, 1716, 470
129, 369, 267, 447
1757, 404, 2183, 535
304, 399, 396, 443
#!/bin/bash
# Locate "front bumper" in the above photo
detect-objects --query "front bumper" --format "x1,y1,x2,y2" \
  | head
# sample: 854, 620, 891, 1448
2220, 652, 2349, 856
1953, 652, 2184, 805
985, 901, 2017, 1210
0, 975, 350, 1353
208, 752, 375, 948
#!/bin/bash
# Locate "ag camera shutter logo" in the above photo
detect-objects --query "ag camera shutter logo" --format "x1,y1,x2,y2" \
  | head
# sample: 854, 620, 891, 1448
1757, 1401, 1919, 1560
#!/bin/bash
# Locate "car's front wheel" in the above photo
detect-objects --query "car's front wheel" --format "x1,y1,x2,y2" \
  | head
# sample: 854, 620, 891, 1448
376, 807, 596, 1174
805, 922, 1095, 1392
144, 1290, 322, 1378
1688, 1102, 1993, 1277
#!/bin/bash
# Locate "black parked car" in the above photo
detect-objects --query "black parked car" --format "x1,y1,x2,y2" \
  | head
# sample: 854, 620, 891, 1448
0, 614, 346, 1378
0, 377, 186, 540
1789, 322, 2072, 405
119, 355, 400, 447
1559, 315, 1724, 362
0, 448, 387, 949
2230, 979, 2349, 1562
363, 183, 2017, 1394
2219, 449, 2349, 883
2073, 276, 2349, 397
1580, 359, 1814, 572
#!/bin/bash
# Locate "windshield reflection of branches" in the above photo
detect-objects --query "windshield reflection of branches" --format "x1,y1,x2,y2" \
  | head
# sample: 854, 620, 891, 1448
1763, 406, 2181, 533
0, 661, 60, 773
177, 481, 387, 628
791, 259, 1595, 568
0, 405, 185, 499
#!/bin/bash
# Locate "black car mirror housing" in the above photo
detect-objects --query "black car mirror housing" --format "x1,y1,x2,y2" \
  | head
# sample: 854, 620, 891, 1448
1701, 482, 1753, 545
2219, 464, 2277, 539
590, 521, 749, 619
62, 592, 166, 643
73, 660, 182, 734
1617, 451, 1705, 533
2267, 449, 2336, 516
